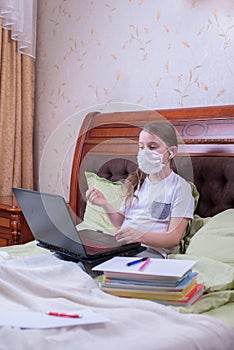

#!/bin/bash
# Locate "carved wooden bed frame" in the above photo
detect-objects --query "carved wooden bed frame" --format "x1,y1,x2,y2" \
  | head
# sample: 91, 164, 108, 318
69, 105, 234, 223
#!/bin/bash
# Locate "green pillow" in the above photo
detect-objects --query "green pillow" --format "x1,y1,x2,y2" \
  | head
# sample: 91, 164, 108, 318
186, 209, 234, 264
189, 181, 199, 211
178, 182, 203, 253
76, 172, 124, 234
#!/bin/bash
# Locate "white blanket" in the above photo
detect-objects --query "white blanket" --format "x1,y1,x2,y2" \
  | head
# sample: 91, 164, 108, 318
0, 253, 233, 350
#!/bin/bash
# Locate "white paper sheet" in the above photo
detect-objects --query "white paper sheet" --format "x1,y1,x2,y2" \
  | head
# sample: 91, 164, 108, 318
0, 309, 110, 329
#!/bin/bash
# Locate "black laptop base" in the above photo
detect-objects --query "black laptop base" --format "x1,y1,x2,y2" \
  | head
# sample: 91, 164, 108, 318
37, 241, 146, 276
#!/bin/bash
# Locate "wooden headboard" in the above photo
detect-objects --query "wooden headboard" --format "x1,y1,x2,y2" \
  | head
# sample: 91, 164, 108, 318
69, 105, 234, 223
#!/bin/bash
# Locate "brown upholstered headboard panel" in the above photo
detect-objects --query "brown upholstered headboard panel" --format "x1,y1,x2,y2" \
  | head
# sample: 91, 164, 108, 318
69, 105, 234, 223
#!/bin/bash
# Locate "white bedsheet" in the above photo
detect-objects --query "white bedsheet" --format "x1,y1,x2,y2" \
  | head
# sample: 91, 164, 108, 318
0, 253, 233, 350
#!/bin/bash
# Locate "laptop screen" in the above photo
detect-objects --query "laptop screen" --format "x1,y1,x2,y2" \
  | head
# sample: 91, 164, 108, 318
12, 188, 87, 256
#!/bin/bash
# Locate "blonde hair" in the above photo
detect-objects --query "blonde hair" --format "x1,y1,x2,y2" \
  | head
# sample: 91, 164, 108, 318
123, 120, 178, 208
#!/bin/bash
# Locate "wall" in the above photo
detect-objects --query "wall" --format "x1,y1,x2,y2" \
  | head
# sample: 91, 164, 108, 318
35, 0, 234, 200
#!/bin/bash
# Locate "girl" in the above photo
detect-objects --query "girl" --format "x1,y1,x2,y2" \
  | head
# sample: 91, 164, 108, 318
86, 120, 194, 258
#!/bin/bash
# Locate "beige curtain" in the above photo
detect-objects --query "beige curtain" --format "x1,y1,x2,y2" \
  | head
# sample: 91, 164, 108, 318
0, 20, 34, 196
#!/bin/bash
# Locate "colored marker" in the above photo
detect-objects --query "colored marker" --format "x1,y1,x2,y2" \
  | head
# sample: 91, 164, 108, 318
138, 258, 151, 271
126, 257, 148, 267
46, 312, 82, 318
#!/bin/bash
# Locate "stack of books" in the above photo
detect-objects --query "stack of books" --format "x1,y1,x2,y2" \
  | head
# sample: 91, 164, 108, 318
93, 257, 204, 307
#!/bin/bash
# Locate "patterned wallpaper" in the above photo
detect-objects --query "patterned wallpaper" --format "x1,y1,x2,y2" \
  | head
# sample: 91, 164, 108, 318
35, 0, 234, 200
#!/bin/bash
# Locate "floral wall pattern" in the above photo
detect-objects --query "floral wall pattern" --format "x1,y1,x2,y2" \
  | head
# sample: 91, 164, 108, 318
35, 0, 234, 199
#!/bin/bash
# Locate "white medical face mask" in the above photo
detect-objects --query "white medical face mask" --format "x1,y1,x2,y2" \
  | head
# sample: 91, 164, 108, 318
137, 148, 167, 174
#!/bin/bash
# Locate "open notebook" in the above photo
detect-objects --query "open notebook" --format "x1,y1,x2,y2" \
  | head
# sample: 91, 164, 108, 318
13, 188, 145, 265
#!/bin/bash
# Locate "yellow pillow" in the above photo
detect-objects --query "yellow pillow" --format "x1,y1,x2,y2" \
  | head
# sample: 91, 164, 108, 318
76, 172, 124, 235
186, 209, 234, 264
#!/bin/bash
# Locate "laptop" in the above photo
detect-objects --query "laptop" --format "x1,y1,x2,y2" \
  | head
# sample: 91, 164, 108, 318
12, 188, 145, 266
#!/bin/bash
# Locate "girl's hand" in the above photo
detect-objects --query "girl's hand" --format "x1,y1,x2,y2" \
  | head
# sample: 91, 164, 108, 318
115, 227, 144, 244
86, 187, 108, 207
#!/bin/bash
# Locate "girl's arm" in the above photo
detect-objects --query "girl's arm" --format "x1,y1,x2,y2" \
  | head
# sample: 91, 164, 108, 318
86, 187, 125, 228
115, 217, 190, 248
142, 217, 189, 247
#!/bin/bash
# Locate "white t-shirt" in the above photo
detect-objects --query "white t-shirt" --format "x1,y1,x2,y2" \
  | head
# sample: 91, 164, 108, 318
120, 171, 194, 256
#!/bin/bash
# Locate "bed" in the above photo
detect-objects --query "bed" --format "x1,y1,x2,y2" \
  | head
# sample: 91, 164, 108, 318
0, 105, 234, 350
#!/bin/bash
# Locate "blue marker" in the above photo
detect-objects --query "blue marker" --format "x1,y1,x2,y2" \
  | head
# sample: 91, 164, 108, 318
126, 257, 148, 267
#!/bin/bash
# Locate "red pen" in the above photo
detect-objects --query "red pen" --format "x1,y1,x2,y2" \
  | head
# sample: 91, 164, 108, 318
46, 311, 82, 318
138, 257, 151, 271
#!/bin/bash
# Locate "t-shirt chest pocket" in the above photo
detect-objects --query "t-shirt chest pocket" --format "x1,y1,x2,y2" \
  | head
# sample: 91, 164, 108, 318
151, 201, 171, 220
